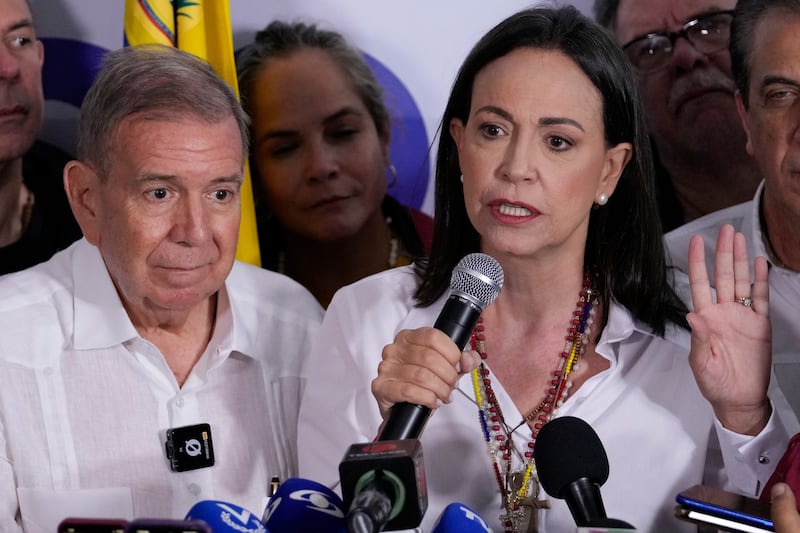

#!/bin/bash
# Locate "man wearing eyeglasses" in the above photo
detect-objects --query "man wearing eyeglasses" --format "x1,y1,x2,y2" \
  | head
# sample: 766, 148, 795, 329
595, 0, 761, 231
666, 0, 800, 450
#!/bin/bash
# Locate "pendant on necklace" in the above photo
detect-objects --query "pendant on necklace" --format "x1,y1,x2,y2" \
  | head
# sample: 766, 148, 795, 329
502, 472, 550, 533
520, 490, 551, 533
510, 471, 524, 491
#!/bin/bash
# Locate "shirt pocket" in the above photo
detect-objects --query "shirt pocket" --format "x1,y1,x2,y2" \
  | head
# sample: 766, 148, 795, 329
17, 487, 133, 533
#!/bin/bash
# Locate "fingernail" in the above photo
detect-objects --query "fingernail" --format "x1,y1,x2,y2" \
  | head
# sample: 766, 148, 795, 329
455, 361, 462, 374
435, 399, 444, 409
772, 483, 787, 498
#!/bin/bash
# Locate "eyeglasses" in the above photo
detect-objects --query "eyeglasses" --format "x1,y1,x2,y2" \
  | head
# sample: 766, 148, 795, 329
622, 10, 735, 74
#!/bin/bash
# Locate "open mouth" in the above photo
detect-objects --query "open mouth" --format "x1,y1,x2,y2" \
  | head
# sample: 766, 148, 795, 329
497, 202, 533, 217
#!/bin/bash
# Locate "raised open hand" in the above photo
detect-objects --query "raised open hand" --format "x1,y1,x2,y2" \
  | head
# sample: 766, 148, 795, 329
687, 224, 771, 435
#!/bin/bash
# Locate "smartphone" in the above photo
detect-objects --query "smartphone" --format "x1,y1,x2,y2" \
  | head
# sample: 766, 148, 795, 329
675, 484, 775, 532
57, 518, 128, 533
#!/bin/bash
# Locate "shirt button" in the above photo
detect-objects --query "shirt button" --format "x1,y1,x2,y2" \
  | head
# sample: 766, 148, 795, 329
758, 455, 770, 464
175, 397, 184, 408
188, 483, 201, 495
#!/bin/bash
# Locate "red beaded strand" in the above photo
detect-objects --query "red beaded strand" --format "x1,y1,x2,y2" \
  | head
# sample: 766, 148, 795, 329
470, 271, 597, 533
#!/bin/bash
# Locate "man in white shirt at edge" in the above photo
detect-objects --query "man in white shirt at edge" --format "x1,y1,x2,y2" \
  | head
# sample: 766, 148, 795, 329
665, 0, 800, 436
0, 45, 322, 531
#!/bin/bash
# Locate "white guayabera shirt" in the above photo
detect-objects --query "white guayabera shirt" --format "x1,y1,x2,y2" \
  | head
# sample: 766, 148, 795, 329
0, 239, 323, 533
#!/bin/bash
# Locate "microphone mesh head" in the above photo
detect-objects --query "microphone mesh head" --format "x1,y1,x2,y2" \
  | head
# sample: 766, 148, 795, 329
534, 416, 609, 498
450, 253, 504, 310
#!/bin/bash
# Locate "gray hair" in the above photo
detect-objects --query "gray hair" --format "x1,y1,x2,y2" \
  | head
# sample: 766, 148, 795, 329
77, 44, 250, 176
236, 20, 389, 138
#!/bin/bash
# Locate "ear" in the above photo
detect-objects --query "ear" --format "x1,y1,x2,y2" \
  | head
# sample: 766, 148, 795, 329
596, 142, 632, 201
736, 91, 754, 156
63, 161, 102, 246
449, 117, 465, 149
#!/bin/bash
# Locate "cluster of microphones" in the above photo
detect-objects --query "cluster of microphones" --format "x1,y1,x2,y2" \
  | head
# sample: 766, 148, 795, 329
61, 413, 632, 533
59, 478, 496, 533
61, 254, 637, 533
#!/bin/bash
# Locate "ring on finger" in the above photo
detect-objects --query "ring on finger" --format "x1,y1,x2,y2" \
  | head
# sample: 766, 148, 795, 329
735, 297, 753, 308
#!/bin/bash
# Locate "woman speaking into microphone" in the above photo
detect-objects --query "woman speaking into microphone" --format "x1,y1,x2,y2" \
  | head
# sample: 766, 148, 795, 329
297, 5, 785, 532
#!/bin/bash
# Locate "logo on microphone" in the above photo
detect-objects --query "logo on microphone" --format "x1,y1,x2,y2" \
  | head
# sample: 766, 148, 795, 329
216, 502, 266, 533
262, 489, 344, 523
457, 505, 492, 532
288, 489, 344, 517
361, 442, 399, 453
165, 423, 215, 472
184, 438, 202, 457
186, 501, 266, 533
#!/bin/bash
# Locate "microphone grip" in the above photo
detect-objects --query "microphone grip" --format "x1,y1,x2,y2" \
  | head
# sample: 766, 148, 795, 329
378, 403, 431, 441
377, 296, 482, 441
565, 478, 607, 527
433, 294, 482, 349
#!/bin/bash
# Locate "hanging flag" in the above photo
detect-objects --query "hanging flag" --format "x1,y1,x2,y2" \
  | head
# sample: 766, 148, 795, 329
124, 0, 261, 266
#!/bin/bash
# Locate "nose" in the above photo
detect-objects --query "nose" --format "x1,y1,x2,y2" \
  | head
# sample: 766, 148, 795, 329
500, 134, 537, 183
171, 196, 209, 246
668, 36, 712, 74
304, 138, 338, 183
0, 44, 21, 80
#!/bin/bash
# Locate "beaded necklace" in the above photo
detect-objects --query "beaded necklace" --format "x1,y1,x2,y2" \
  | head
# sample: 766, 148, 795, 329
470, 271, 597, 533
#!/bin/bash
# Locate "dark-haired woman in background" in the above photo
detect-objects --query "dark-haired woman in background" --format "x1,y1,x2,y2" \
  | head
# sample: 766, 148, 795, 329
237, 21, 432, 308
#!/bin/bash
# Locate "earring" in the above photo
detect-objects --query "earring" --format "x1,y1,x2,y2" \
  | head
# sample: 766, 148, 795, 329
460, 174, 464, 183
597, 193, 608, 205
387, 163, 398, 187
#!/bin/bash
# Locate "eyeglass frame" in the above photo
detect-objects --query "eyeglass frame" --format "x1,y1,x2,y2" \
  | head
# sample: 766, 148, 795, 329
621, 10, 735, 74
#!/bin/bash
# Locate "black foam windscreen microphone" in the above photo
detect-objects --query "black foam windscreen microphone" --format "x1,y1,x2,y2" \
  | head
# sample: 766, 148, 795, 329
535, 416, 636, 529
535, 416, 613, 527
378, 252, 504, 441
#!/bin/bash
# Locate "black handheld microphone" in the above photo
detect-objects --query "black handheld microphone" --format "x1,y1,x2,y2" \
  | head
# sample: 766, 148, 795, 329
534, 416, 635, 529
378, 252, 504, 441
340, 253, 504, 532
